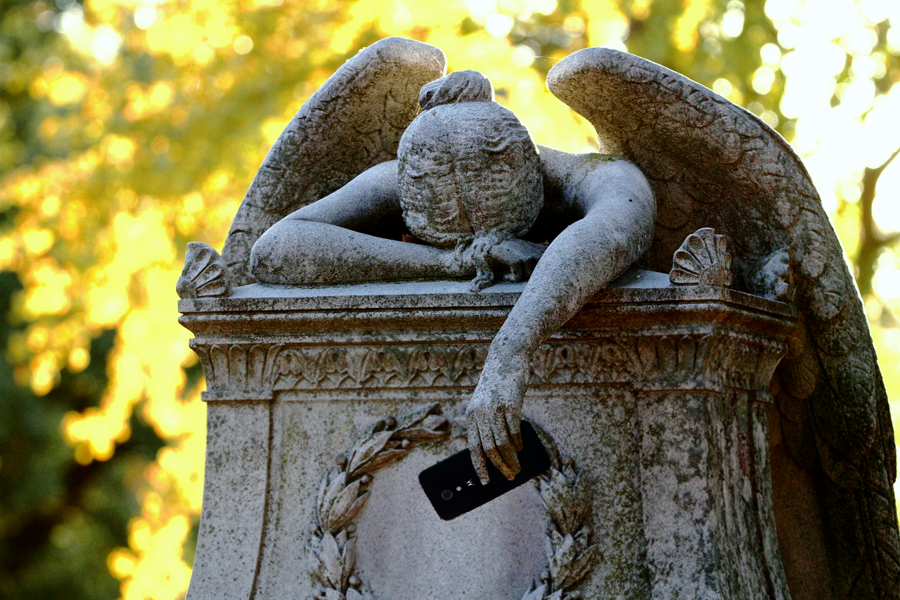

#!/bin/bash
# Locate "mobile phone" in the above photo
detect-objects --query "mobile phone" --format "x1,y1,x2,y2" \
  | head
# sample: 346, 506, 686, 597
418, 420, 551, 521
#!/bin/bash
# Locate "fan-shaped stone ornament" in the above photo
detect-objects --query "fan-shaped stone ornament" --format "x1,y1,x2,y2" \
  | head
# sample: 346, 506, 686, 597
176, 242, 233, 299
669, 227, 733, 287
398, 71, 543, 290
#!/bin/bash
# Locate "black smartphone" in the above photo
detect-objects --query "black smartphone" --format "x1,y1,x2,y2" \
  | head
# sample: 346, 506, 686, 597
418, 420, 551, 521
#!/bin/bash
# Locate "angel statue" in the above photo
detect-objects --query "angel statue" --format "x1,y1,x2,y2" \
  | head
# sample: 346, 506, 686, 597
198, 38, 897, 598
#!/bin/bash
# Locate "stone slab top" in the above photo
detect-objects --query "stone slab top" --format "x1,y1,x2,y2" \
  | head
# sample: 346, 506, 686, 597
178, 269, 796, 321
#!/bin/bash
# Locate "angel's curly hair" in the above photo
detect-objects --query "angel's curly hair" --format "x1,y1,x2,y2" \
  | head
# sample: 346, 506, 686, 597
418, 70, 493, 110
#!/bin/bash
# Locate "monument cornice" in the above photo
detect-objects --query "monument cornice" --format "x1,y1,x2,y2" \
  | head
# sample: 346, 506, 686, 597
179, 273, 795, 340
179, 273, 794, 406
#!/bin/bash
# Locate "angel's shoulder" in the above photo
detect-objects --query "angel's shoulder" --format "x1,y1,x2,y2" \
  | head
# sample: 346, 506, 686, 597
539, 147, 653, 215
577, 153, 649, 187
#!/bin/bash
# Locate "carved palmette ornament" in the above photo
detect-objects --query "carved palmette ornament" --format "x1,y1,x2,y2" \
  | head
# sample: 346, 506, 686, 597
307, 404, 598, 600
669, 227, 733, 288
176, 242, 233, 299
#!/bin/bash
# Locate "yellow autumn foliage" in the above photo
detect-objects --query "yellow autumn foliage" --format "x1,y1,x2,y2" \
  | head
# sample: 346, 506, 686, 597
1, 1, 898, 599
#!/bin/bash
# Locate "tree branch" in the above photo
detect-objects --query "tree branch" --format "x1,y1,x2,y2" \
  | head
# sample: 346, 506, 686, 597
871, 145, 900, 178
855, 143, 900, 296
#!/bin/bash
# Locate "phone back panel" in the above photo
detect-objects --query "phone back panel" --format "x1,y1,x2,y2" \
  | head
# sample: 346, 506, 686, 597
418, 421, 551, 520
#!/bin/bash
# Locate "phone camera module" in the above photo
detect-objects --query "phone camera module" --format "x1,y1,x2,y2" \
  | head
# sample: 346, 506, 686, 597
441, 490, 453, 500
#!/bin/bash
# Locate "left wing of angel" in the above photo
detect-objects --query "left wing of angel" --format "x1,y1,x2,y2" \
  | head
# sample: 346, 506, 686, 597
222, 37, 446, 285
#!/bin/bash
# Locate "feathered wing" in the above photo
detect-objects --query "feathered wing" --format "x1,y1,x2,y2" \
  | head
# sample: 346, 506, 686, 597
548, 48, 899, 598
222, 37, 446, 285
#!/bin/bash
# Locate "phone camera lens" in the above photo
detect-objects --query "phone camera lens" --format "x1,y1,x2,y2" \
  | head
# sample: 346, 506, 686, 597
441, 490, 453, 500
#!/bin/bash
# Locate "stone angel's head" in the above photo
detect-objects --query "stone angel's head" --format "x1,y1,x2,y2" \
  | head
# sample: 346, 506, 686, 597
418, 70, 493, 110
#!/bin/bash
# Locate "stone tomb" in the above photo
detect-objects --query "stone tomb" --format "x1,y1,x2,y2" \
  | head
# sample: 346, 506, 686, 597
179, 270, 794, 599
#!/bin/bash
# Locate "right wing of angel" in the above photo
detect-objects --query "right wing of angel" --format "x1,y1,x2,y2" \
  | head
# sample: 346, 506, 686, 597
547, 47, 899, 598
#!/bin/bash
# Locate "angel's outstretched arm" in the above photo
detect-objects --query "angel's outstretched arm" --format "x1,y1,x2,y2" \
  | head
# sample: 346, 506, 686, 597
250, 161, 469, 284
467, 149, 656, 483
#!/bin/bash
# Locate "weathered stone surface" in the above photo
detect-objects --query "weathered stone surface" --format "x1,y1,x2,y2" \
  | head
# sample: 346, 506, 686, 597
397, 71, 543, 290
189, 401, 269, 599
180, 275, 795, 599
548, 47, 899, 598
221, 37, 446, 286
182, 37, 898, 600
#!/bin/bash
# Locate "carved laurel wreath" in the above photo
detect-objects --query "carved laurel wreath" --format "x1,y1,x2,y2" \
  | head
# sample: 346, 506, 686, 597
306, 403, 598, 600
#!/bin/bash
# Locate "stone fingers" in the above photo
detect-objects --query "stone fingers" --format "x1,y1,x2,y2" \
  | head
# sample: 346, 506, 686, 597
468, 420, 491, 486
496, 238, 547, 282
480, 423, 518, 482
493, 411, 521, 479
502, 262, 524, 283
469, 408, 521, 483
504, 409, 523, 452
522, 248, 542, 278
490, 243, 538, 283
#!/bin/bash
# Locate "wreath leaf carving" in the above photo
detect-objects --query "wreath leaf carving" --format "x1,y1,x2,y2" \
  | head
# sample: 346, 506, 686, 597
308, 403, 450, 599
522, 424, 598, 600
307, 404, 598, 600
347, 431, 395, 476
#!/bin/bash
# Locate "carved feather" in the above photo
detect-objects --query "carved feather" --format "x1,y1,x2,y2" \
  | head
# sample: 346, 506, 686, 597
221, 37, 446, 285
547, 47, 899, 598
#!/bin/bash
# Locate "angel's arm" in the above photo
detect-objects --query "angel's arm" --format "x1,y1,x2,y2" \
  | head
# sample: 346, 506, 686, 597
249, 161, 470, 284
467, 150, 656, 483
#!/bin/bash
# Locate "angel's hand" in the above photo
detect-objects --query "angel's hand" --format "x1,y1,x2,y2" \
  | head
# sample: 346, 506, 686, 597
488, 238, 546, 283
466, 354, 529, 485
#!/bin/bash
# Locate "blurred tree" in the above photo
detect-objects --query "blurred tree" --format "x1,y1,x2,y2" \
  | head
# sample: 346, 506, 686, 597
0, 1, 163, 597
0, 0, 896, 599
0, 271, 165, 599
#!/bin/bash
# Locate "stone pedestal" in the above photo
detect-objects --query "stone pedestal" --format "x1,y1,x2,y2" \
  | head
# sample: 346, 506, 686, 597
179, 271, 795, 599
